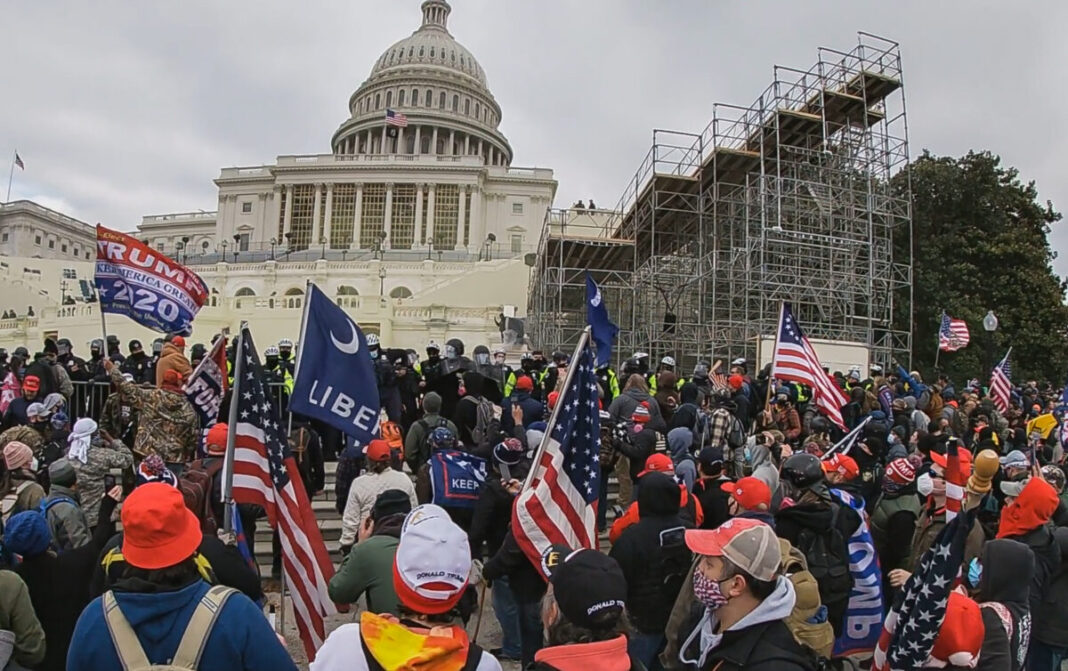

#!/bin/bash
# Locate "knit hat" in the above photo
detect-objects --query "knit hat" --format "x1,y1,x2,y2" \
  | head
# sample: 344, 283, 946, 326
371, 489, 412, 522
21, 375, 40, 393
422, 391, 443, 415
631, 402, 651, 424
3, 511, 52, 557
43, 338, 58, 355
48, 458, 77, 487
2, 441, 33, 470
121, 482, 202, 570
515, 376, 534, 392
205, 422, 228, 456
136, 454, 179, 488
885, 458, 917, 485
392, 504, 471, 614
721, 476, 772, 511
927, 591, 984, 667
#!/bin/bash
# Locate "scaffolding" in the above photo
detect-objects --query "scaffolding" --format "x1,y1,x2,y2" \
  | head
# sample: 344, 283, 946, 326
527, 32, 912, 373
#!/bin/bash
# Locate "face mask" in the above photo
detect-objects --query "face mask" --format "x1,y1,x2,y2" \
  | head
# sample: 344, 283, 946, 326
967, 558, 983, 589
266, 357, 279, 368
475, 353, 490, 366
279, 351, 291, 361
521, 361, 533, 371
494, 355, 505, 365
916, 472, 934, 497
693, 570, 730, 610
30, 457, 39, 472
445, 346, 457, 360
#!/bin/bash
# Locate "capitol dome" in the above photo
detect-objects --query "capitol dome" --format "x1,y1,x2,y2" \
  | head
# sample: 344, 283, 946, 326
331, 0, 513, 166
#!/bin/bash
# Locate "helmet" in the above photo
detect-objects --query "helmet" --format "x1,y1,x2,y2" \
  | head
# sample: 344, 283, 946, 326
445, 338, 465, 357
633, 351, 649, 362
1042, 465, 1066, 492
780, 453, 825, 490
870, 364, 884, 375
264, 345, 280, 357
428, 426, 457, 451
693, 361, 710, 378
190, 343, 207, 359
13, 346, 28, 358
492, 346, 506, 356
128, 339, 143, 353
731, 357, 747, 367
520, 352, 533, 361
278, 338, 294, 349
151, 339, 164, 354
474, 345, 490, 355
622, 357, 642, 377
809, 416, 832, 435
106, 335, 120, 345
366, 334, 380, 348
492, 438, 525, 466
552, 350, 568, 364
426, 340, 440, 353
661, 355, 676, 368
57, 338, 72, 348
90, 338, 104, 351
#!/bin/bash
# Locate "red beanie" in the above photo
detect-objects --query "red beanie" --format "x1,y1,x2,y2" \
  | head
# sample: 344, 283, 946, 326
928, 592, 984, 667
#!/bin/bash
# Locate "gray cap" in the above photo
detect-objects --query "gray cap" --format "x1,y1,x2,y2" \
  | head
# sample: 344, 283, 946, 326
1000, 450, 1029, 470
48, 458, 77, 487
685, 517, 781, 582
1000, 478, 1028, 498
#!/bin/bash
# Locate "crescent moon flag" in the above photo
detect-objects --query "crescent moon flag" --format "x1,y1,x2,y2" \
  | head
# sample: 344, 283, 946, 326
289, 283, 381, 446
586, 272, 618, 368
94, 224, 208, 335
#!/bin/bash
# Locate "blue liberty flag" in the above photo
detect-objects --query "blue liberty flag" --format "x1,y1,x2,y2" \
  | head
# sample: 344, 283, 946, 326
586, 273, 618, 368
289, 284, 380, 447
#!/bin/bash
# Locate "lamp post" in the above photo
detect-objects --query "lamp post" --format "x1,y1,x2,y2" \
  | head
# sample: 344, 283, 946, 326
284, 232, 294, 261
181, 236, 190, 263
269, 237, 277, 261
982, 310, 998, 375
425, 236, 435, 261
175, 241, 185, 264
232, 234, 240, 263
378, 265, 387, 296
220, 239, 228, 261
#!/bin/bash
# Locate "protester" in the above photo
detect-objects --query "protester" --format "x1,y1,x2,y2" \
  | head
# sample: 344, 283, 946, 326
0, 569, 45, 670
996, 476, 1061, 627
0, 373, 39, 430
722, 476, 774, 525
870, 457, 921, 598
66, 417, 134, 529
1031, 526, 1068, 671
667, 426, 696, 491
500, 375, 544, 433
691, 446, 732, 530
41, 457, 91, 551
969, 538, 1034, 671
328, 489, 411, 615
66, 483, 296, 671
0, 441, 45, 524
339, 439, 417, 551
313, 503, 500, 671
610, 453, 704, 543
403, 392, 457, 473
105, 359, 197, 473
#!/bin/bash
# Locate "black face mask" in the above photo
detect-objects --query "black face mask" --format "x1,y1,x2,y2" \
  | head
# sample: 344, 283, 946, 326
279, 351, 291, 361
521, 361, 534, 372
427, 352, 440, 362
266, 356, 279, 369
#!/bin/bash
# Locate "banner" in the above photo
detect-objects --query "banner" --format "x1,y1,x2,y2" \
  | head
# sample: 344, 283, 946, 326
429, 450, 487, 509
184, 337, 228, 457
94, 225, 208, 335
830, 488, 884, 657
289, 283, 380, 446
586, 273, 618, 368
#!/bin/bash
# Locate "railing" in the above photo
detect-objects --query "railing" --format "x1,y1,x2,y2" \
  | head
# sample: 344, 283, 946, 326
0, 200, 93, 233
141, 211, 218, 225
175, 242, 537, 266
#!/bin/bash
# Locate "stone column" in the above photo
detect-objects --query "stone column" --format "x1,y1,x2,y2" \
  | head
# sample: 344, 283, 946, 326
383, 183, 394, 249
381, 125, 388, 154
431, 128, 438, 155
427, 184, 437, 244
477, 139, 484, 163
398, 127, 405, 154
464, 134, 470, 155
413, 183, 424, 247
323, 183, 334, 248
283, 185, 294, 237
311, 183, 323, 245
414, 126, 422, 155
469, 186, 483, 254
256, 193, 267, 241
449, 130, 455, 156
269, 186, 282, 239
352, 183, 363, 249
455, 185, 467, 249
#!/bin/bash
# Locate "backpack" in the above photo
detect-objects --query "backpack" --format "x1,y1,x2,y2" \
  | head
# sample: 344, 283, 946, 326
179, 460, 225, 536
380, 420, 405, 466
794, 505, 852, 628
779, 539, 835, 660
726, 414, 746, 450
0, 481, 35, 524
461, 395, 495, 447
416, 417, 449, 452
102, 585, 235, 670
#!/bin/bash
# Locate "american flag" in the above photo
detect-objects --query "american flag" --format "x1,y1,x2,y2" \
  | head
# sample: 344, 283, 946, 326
513, 334, 601, 574
871, 505, 977, 670
770, 303, 850, 430
385, 109, 408, 127
14, 152, 24, 170
990, 348, 1013, 413
937, 312, 970, 352
229, 329, 335, 660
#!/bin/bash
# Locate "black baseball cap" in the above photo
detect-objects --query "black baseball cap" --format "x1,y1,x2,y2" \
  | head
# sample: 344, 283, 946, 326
541, 545, 627, 629
371, 489, 412, 522
698, 446, 724, 468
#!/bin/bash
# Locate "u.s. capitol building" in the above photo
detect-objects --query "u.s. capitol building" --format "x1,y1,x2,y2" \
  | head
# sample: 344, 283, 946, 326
0, 0, 557, 351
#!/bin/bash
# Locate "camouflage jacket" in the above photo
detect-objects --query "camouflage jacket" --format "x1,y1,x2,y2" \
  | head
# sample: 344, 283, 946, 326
99, 392, 139, 448
0, 424, 44, 454
69, 436, 134, 528
110, 368, 198, 464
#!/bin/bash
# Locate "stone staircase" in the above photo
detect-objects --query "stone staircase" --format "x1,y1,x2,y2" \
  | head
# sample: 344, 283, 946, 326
253, 459, 621, 574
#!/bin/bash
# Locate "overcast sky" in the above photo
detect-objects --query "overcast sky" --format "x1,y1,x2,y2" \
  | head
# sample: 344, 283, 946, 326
4, 1, 1067, 278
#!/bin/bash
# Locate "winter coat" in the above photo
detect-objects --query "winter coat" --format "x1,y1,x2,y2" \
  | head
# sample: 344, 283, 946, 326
608, 387, 666, 433
119, 351, 153, 385
667, 427, 697, 492
0, 570, 46, 669
975, 538, 1034, 671
609, 473, 692, 634
870, 489, 922, 575
691, 476, 732, 530
328, 514, 403, 615
909, 503, 987, 573
24, 359, 58, 399
69, 435, 134, 528
484, 529, 547, 603
339, 468, 417, 546
42, 484, 90, 552
111, 368, 198, 464
748, 443, 779, 496
1034, 527, 1068, 647
469, 467, 526, 560
0, 371, 19, 416
677, 577, 815, 671
532, 636, 635, 671
403, 413, 458, 473
154, 343, 192, 387
610, 481, 701, 544
68, 578, 297, 671
500, 392, 544, 433
0, 471, 45, 525
997, 478, 1061, 620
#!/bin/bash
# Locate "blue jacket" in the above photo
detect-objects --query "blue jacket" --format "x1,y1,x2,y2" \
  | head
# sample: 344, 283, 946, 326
500, 392, 544, 432
67, 579, 296, 671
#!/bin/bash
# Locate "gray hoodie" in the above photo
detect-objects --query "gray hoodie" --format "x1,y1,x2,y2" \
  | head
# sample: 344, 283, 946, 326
749, 442, 780, 496
667, 427, 696, 492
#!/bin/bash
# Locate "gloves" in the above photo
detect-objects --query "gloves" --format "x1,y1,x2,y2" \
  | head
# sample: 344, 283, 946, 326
469, 558, 484, 586
216, 530, 236, 547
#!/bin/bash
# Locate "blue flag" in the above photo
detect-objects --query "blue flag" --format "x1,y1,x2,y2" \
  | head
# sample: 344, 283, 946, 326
829, 488, 884, 657
289, 284, 380, 446
586, 273, 618, 368
184, 337, 227, 458
429, 450, 488, 509
1061, 372, 1068, 407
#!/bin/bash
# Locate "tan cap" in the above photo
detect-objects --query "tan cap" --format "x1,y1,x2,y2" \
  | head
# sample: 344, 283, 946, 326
685, 518, 781, 582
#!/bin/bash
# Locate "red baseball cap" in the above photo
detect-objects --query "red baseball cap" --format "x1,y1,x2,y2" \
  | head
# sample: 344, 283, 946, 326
366, 439, 392, 462
638, 453, 674, 478
516, 376, 534, 392
720, 476, 772, 510
930, 449, 972, 481
822, 453, 860, 480
121, 482, 202, 570
205, 423, 228, 456
547, 391, 560, 409
22, 375, 40, 392
171, 335, 185, 348
684, 518, 781, 581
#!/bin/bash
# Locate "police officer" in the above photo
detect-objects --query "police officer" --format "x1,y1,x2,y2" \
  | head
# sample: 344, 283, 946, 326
278, 338, 296, 375
105, 335, 125, 364
596, 362, 620, 404
263, 345, 294, 414
504, 352, 537, 397
120, 340, 152, 385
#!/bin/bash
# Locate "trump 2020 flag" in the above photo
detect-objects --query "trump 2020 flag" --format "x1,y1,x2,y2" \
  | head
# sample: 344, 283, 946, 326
289, 283, 380, 446
94, 225, 208, 335
586, 273, 618, 368
184, 337, 228, 457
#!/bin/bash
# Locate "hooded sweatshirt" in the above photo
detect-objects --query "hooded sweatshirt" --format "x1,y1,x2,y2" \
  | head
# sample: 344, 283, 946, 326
68, 578, 296, 671
667, 427, 696, 491
533, 635, 631, 671
975, 539, 1033, 671
749, 443, 779, 496
996, 477, 1061, 630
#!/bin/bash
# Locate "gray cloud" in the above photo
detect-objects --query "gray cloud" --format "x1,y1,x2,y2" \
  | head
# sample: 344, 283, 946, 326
4, 0, 1067, 277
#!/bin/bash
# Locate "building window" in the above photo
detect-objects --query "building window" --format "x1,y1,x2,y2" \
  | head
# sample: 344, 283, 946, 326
330, 183, 356, 249
34, 235, 41, 245
433, 184, 459, 249
408, 47, 414, 58
411, 88, 419, 106
385, 90, 393, 107
391, 184, 416, 249
475, 103, 480, 119
512, 202, 524, 215
419, 46, 424, 57
288, 184, 316, 250
464, 99, 470, 116
511, 234, 523, 253
360, 183, 386, 249
277, 189, 287, 242
430, 47, 435, 58
48, 240, 55, 249
452, 95, 458, 111
463, 190, 472, 246
439, 92, 446, 109
241, 201, 252, 213
61, 243, 68, 253
389, 286, 413, 299
237, 233, 250, 251
1, 232, 7, 242
398, 89, 405, 106
426, 89, 433, 108
86, 251, 91, 259
375, 93, 381, 109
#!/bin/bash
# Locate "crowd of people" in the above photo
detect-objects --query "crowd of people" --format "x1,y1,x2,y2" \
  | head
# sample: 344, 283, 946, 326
0, 333, 1067, 671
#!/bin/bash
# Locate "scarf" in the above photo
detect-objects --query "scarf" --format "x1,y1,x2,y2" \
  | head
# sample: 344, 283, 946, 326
68, 417, 98, 464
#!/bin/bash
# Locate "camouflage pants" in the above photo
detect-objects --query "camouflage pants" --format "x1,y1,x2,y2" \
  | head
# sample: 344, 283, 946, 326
614, 455, 632, 508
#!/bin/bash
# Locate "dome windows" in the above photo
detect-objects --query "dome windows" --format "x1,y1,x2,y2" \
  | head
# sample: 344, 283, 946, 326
412, 88, 419, 106
430, 47, 435, 58
419, 46, 425, 57
398, 89, 405, 106
439, 92, 445, 109
375, 93, 381, 109
464, 98, 470, 115
385, 90, 393, 107
426, 89, 433, 107
452, 94, 458, 111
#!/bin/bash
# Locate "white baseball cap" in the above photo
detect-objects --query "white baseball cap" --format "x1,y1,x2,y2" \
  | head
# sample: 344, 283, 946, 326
392, 504, 471, 614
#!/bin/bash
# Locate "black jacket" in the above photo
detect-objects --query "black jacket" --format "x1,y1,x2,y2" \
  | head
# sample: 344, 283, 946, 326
24, 358, 58, 398
678, 607, 815, 671
1035, 526, 1068, 647
1001, 523, 1061, 623
469, 463, 529, 561
609, 473, 691, 634
975, 538, 1034, 671
691, 476, 732, 530
500, 392, 543, 433
484, 529, 546, 603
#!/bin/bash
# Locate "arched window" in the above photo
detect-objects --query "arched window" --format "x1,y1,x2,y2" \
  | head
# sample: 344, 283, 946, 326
408, 47, 414, 58
475, 102, 480, 119
389, 286, 413, 299
426, 89, 433, 107
430, 47, 435, 58
398, 89, 405, 106
235, 287, 256, 297
385, 90, 393, 107
451, 51, 456, 63
439, 92, 446, 109
452, 95, 458, 111
284, 286, 304, 309
419, 46, 424, 57
464, 99, 470, 115
375, 93, 381, 109
412, 88, 419, 106
336, 285, 360, 307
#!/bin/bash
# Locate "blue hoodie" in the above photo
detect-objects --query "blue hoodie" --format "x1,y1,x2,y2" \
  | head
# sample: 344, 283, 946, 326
67, 579, 296, 671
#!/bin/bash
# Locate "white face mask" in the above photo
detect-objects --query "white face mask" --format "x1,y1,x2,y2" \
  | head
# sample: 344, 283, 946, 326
30, 457, 39, 472
916, 472, 934, 497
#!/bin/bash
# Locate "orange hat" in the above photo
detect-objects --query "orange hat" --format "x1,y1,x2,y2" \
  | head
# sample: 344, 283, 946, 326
822, 453, 860, 480
205, 423, 228, 456
638, 453, 674, 478
121, 482, 202, 570
721, 476, 772, 510
366, 439, 392, 462
930, 449, 973, 481
516, 376, 534, 392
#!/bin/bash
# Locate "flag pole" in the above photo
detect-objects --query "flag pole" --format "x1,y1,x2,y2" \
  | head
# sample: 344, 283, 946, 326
521, 326, 592, 492
287, 279, 313, 438
5, 152, 15, 203
764, 302, 785, 412
222, 324, 247, 534
934, 310, 943, 371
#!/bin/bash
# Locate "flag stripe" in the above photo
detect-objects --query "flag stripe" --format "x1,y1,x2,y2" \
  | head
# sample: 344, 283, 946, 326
770, 305, 849, 430
938, 312, 971, 352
